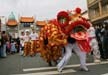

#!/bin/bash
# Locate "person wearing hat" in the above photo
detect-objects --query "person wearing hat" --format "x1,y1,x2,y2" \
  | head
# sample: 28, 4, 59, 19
23, 30, 31, 56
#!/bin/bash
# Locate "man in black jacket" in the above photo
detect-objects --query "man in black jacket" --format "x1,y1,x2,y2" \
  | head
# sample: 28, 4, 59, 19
1, 31, 8, 57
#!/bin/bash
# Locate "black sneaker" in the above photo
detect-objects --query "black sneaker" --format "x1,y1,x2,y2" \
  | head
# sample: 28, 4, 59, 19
48, 62, 52, 66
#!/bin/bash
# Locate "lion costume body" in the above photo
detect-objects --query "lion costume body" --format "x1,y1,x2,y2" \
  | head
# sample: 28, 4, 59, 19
39, 8, 91, 67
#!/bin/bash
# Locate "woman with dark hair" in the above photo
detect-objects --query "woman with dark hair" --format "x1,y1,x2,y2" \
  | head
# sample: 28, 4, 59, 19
95, 25, 104, 59
16, 37, 20, 53
1, 31, 9, 57
6, 33, 11, 54
102, 25, 108, 59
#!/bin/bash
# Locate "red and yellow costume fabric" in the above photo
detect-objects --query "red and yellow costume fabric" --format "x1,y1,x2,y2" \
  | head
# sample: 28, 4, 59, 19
39, 24, 67, 62
30, 40, 37, 55
57, 7, 91, 53
24, 42, 31, 56
39, 7, 91, 63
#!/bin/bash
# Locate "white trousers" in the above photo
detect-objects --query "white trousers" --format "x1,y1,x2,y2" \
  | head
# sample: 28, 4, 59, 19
57, 43, 87, 71
90, 38, 100, 59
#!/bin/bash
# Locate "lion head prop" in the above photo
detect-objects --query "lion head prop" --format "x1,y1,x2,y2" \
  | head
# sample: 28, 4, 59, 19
57, 7, 91, 52
57, 7, 90, 34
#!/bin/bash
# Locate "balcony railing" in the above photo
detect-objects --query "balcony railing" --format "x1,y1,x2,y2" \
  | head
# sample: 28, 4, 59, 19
102, 10, 108, 15
102, 4, 108, 15
90, 14, 100, 19
90, 11, 108, 21
88, 0, 96, 4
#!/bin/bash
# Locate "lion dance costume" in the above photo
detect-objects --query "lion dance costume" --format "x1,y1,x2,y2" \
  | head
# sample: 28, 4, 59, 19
39, 8, 91, 71
56, 8, 91, 72
39, 23, 67, 66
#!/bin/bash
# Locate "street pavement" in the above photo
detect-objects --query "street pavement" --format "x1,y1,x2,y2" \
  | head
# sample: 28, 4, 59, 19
0, 53, 108, 75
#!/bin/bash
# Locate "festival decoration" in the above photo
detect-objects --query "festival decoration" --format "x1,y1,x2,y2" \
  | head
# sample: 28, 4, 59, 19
38, 7, 91, 64
56, 7, 91, 52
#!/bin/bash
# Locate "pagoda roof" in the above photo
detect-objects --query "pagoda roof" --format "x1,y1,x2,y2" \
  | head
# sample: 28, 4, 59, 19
20, 17, 34, 23
7, 20, 18, 26
36, 21, 46, 26
8, 12, 16, 20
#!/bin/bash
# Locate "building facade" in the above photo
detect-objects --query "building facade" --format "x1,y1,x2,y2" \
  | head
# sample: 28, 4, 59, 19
87, 0, 108, 26
0, 18, 1, 32
19, 16, 35, 36
0, 16, 6, 31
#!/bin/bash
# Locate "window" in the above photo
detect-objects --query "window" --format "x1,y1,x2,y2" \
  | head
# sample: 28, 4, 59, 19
102, 4, 108, 14
89, 3, 99, 19
23, 22, 30, 27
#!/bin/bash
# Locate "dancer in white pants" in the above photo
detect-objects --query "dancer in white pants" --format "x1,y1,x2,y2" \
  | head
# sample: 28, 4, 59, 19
57, 42, 88, 72
90, 38, 100, 62
88, 26, 101, 62
56, 7, 91, 73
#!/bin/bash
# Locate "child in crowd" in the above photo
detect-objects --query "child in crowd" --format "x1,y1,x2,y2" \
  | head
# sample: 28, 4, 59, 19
11, 40, 17, 54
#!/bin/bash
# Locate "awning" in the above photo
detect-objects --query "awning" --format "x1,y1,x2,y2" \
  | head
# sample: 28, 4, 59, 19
20, 17, 34, 23
36, 21, 46, 26
7, 20, 17, 26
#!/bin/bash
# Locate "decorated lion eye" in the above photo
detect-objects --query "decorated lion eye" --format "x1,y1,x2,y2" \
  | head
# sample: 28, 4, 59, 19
57, 11, 69, 28
59, 17, 67, 25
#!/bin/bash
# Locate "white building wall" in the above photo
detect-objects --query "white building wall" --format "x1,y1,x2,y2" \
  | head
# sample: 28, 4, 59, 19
0, 17, 6, 31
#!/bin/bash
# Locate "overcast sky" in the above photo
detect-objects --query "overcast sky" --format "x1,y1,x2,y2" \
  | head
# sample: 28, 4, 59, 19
0, 0, 87, 20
